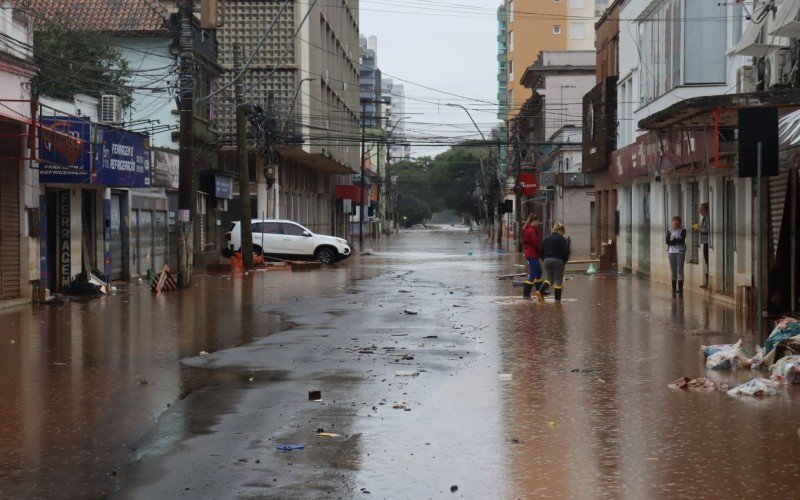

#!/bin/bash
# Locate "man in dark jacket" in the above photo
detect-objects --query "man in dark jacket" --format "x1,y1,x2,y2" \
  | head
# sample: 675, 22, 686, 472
537, 222, 570, 302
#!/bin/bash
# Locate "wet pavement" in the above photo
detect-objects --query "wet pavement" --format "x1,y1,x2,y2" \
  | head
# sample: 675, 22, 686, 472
1, 227, 799, 499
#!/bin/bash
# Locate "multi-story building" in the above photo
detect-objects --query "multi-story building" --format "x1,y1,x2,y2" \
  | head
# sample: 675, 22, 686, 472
0, 1, 37, 306
612, 0, 754, 304
216, 0, 360, 238
359, 35, 381, 128
582, 0, 621, 266
517, 51, 596, 258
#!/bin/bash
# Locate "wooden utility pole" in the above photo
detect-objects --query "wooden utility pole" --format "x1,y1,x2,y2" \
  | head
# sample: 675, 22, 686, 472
234, 43, 254, 269
177, 0, 195, 288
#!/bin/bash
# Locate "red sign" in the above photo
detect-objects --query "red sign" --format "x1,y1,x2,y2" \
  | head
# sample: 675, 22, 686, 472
519, 173, 538, 196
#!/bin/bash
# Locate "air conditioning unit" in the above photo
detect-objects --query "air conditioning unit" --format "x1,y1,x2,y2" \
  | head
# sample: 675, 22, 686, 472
764, 49, 791, 88
100, 95, 123, 124
737, 65, 757, 93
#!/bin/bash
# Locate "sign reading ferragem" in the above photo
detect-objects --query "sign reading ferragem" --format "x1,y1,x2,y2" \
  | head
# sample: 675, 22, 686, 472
39, 118, 151, 187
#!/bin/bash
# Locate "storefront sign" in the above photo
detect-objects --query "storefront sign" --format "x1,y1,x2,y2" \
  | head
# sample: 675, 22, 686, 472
519, 173, 539, 196
152, 150, 179, 189
96, 127, 150, 187
39, 116, 92, 183
59, 189, 71, 290
610, 130, 708, 184
214, 175, 233, 199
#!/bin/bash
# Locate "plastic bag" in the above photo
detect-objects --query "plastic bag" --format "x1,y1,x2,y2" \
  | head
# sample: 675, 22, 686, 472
765, 318, 800, 356
747, 346, 766, 371
700, 339, 742, 359
706, 342, 748, 370
726, 378, 779, 397
769, 355, 800, 384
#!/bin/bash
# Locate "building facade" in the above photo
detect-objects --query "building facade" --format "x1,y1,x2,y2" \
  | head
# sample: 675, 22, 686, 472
216, 0, 360, 239
0, 1, 37, 306
613, 0, 753, 305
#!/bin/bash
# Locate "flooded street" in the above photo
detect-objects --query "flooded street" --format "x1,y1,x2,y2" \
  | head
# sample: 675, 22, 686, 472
1, 227, 799, 499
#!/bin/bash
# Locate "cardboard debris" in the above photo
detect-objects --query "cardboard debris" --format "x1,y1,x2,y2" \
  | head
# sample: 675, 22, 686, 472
669, 377, 729, 392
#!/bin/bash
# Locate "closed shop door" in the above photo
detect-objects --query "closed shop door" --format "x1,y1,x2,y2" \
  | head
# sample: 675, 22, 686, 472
769, 169, 790, 258
138, 210, 154, 275
153, 211, 167, 272
638, 183, 651, 275
110, 194, 123, 280
0, 163, 21, 300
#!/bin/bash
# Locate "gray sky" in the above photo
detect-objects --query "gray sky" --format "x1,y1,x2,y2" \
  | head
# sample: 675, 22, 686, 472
359, 0, 500, 157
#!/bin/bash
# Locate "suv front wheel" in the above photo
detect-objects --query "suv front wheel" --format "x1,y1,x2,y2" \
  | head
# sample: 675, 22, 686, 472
314, 246, 337, 265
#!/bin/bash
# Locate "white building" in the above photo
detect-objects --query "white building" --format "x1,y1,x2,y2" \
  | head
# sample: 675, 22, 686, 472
614, 0, 752, 300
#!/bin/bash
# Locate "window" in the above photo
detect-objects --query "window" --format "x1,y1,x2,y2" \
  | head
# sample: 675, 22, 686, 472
553, 25, 561, 35
508, 60, 514, 82
684, 0, 726, 84
509, 30, 514, 52
281, 223, 306, 236
261, 222, 280, 234
569, 22, 585, 40
509, 0, 514, 22
732, 1, 744, 46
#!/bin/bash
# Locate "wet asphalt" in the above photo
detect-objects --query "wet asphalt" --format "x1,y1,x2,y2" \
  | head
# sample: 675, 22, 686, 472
1, 226, 799, 499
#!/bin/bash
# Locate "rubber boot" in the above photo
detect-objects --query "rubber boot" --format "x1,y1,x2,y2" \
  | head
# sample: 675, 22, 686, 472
522, 282, 533, 298
700, 274, 708, 289
671, 280, 677, 294
677, 280, 684, 294
536, 281, 550, 302
534, 278, 549, 296
554, 286, 562, 302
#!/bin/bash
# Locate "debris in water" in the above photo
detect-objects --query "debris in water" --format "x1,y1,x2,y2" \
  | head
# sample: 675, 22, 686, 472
199, 351, 210, 356
668, 377, 729, 391
317, 432, 341, 438
450, 485, 459, 493
395, 370, 419, 377
404, 309, 418, 315
498, 373, 512, 381
276, 444, 305, 451
308, 390, 322, 401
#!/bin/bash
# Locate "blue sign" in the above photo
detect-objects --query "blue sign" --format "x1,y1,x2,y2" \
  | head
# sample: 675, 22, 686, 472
215, 175, 233, 199
39, 116, 92, 184
39, 117, 151, 187
95, 127, 150, 187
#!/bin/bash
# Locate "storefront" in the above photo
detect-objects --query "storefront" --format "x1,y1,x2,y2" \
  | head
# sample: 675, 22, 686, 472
39, 116, 151, 290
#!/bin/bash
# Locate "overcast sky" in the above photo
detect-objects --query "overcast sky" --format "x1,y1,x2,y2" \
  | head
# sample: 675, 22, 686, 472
359, 1, 500, 157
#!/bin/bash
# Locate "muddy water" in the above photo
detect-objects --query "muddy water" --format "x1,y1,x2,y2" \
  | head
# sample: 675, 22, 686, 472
1, 227, 799, 499
0, 267, 372, 498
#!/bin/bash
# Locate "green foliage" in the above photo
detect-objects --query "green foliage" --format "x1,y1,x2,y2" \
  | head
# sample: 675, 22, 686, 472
394, 143, 493, 226
31, 28, 133, 107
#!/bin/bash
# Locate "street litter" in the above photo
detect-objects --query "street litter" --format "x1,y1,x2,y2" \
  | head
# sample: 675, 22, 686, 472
403, 309, 418, 315
769, 355, 800, 384
701, 339, 749, 370
498, 373, 512, 381
308, 390, 322, 401
762, 317, 800, 367
668, 377, 729, 392
199, 351, 210, 356
726, 378, 779, 397
316, 432, 341, 438
276, 444, 305, 451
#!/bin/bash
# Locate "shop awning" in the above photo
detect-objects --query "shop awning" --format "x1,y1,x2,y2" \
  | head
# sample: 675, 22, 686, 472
278, 146, 356, 175
335, 184, 362, 203
770, 0, 800, 38
639, 89, 800, 130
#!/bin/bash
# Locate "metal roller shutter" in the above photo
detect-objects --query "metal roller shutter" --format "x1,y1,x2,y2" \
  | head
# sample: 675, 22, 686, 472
0, 163, 21, 300
769, 169, 790, 258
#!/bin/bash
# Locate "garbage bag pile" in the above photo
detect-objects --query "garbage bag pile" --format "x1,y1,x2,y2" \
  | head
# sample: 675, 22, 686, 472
726, 378, 779, 397
769, 355, 800, 385
762, 317, 800, 368
700, 339, 751, 370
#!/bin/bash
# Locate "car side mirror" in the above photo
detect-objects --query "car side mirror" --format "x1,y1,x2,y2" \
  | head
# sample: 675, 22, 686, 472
303, 231, 311, 237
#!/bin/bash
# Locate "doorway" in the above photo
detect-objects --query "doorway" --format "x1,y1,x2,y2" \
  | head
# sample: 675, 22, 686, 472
723, 179, 736, 295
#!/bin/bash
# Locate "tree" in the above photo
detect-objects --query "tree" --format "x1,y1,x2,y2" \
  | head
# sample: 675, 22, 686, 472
31, 28, 133, 107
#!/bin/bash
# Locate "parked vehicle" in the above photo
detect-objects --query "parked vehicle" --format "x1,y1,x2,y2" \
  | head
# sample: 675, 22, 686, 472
224, 220, 351, 264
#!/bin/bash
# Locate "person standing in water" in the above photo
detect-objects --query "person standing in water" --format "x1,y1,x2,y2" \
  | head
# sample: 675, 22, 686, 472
693, 203, 710, 289
537, 222, 570, 302
521, 214, 542, 299
667, 215, 687, 294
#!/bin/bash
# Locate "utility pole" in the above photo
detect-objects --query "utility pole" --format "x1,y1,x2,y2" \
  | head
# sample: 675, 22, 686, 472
359, 100, 366, 248
177, 0, 195, 288
234, 43, 254, 270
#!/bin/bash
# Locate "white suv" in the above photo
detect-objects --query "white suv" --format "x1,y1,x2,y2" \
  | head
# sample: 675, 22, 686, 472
224, 219, 351, 264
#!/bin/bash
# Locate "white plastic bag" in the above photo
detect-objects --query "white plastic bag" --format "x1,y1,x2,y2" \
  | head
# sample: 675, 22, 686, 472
700, 339, 742, 359
706, 343, 748, 370
726, 378, 779, 397
769, 355, 800, 384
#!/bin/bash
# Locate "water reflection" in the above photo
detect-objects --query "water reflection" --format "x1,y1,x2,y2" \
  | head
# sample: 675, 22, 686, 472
499, 273, 799, 498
